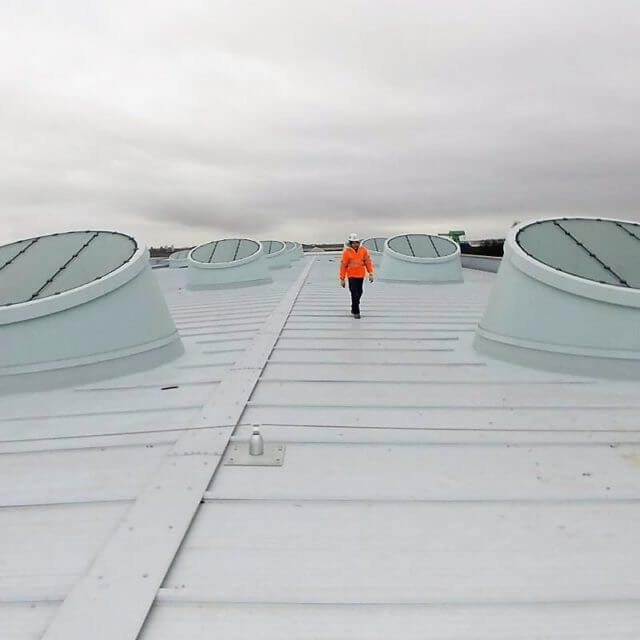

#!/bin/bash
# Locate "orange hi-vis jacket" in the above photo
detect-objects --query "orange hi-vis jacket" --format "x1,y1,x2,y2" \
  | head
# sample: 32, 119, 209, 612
339, 245, 374, 279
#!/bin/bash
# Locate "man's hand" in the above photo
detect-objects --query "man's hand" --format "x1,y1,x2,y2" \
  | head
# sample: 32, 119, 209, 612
339, 278, 346, 288
368, 274, 374, 283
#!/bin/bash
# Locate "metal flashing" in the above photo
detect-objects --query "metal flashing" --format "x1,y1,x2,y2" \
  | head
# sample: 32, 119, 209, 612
223, 441, 285, 466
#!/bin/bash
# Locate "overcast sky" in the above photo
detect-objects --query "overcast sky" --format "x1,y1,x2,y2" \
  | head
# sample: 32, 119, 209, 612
1, 0, 640, 246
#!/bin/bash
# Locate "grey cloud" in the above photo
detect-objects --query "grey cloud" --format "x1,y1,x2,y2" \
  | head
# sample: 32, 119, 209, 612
1, 0, 640, 247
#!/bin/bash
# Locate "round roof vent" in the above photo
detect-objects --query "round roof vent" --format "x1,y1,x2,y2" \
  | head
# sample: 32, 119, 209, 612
378, 234, 463, 283
362, 237, 387, 266
516, 218, 640, 287
0, 230, 182, 389
169, 248, 190, 268
285, 241, 304, 261
475, 216, 640, 377
287, 242, 304, 260
186, 238, 272, 289
262, 240, 291, 269
284, 241, 299, 261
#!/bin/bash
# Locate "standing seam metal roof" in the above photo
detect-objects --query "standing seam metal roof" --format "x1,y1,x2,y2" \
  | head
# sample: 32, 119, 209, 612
2, 255, 640, 639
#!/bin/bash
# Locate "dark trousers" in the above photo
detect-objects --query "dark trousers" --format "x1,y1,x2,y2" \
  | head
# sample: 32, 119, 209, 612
348, 277, 364, 314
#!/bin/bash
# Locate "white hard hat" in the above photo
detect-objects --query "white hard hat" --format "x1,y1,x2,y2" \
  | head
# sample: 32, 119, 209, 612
348, 233, 361, 242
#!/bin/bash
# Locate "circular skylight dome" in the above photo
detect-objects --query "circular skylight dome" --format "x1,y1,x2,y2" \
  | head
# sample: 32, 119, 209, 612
169, 248, 191, 268
187, 238, 272, 289
262, 240, 285, 254
0, 231, 136, 306
516, 218, 640, 288
0, 230, 181, 389
362, 237, 386, 253
190, 239, 260, 264
284, 241, 301, 262
378, 233, 463, 283
262, 240, 291, 269
475, 216, 640, 378
362, 237, 387, 267
387, 234, 457, 259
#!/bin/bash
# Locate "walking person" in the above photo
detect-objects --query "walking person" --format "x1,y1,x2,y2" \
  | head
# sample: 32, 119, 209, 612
339, 233, 374, 319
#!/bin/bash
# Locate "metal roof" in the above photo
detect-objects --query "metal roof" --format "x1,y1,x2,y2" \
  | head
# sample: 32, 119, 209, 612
2, 254, 640, 639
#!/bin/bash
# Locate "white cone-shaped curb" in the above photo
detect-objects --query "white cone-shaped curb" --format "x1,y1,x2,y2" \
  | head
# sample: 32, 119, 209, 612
0, 230, 182, 390
262, 240, 291, 270
475, 216, 640, 377
378, 234, 463, 283
187, 238, 272, 289
362, 237, 387, 269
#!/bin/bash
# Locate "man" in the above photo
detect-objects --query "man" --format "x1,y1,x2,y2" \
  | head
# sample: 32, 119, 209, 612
339, 233, 374, 319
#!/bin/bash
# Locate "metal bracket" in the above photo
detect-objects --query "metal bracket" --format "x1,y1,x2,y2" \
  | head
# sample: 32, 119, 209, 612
223, 442, 285, 466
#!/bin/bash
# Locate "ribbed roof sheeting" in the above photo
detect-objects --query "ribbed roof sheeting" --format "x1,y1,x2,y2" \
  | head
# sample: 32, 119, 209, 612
4, 255, 640, 639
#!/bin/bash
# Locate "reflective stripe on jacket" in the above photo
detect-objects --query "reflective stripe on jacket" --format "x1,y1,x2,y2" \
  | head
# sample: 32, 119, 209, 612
339, 245, 374, 279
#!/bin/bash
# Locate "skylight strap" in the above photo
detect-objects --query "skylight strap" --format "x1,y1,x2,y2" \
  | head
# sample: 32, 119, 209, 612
614, 221, 640, 245
405, 235, 416, 256
232, 238, 242, 261
428, 235, 440, 257
553, 221, 629, 287
207, 241, 219, 263
29, 232, 101, 300
0, 237, 39, 273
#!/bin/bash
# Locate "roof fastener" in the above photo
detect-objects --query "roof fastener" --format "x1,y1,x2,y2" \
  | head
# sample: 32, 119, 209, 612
249, 425, 264, 456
